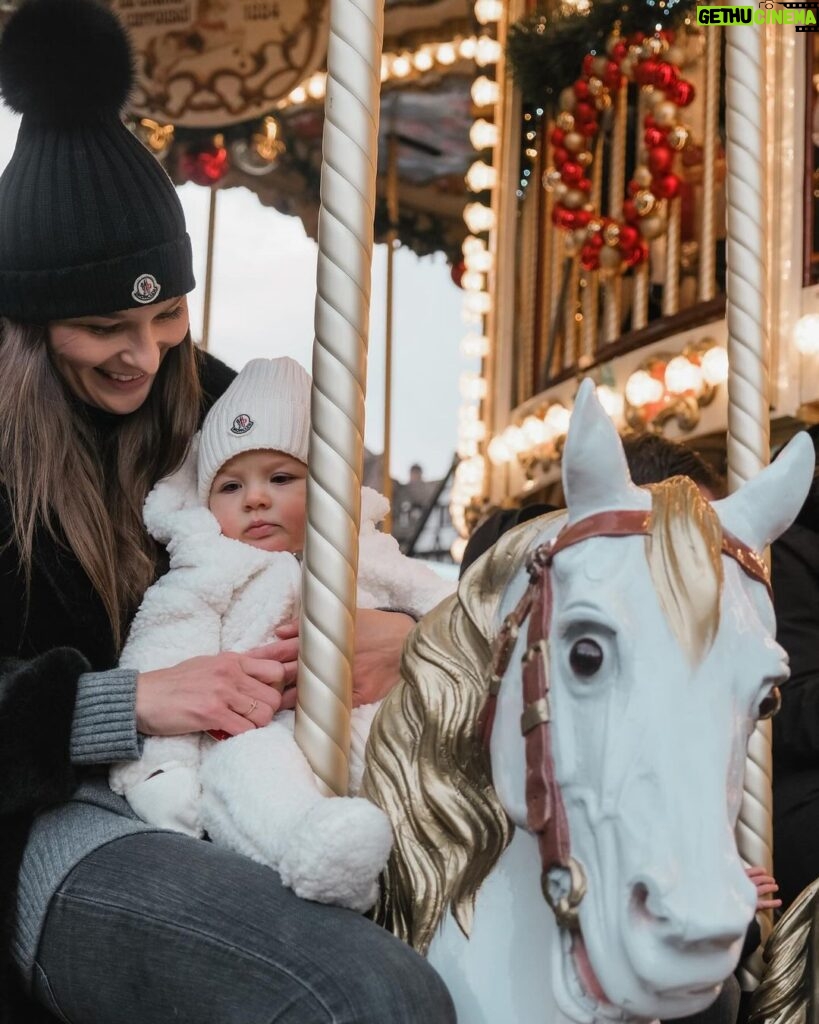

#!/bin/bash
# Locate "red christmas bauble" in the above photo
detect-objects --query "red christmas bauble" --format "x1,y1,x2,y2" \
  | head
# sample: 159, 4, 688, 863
574, 80, 590, 100
578, 177, 592, 192
552, 206, 578, 229
635, 58, 659, 86
181, 146, 228, 186
671, 80, 695, 107
575, 100, 596, 122
550, 127, 566, 147
654, 63, 678, 90
644, 126, 666, 148
589, 230, 604, 249
583, 55, 595, 76
619, 224, 639, 248
580, 245, 600, 271
623, 243, 646, 268
623, 198, 639, 224
553, 147, 569, 169
577, 119, 598, 137
652, 172, 681, 199
612, 41, 628, 61
450, 260, 466, 288
574, 209, 592, 227
561, 161, 584, 185
604, 62, 622, 89
648, 144, 674, 176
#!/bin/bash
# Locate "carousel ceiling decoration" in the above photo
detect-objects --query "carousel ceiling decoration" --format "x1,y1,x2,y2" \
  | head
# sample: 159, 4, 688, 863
109, 0, 330, 126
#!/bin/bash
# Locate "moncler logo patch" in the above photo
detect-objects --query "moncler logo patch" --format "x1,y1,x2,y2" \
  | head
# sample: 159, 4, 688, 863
132, 273, 162, 304
230, 414, 254, 435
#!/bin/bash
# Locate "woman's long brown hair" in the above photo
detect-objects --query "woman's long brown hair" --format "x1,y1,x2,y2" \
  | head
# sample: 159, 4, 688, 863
0, 319, 201, 650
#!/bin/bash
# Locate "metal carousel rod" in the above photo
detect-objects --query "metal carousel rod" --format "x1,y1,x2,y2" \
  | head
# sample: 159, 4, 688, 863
295, 0, 385, 796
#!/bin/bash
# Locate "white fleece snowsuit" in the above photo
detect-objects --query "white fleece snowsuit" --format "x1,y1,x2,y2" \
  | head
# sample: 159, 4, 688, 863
110, 439, 453, 912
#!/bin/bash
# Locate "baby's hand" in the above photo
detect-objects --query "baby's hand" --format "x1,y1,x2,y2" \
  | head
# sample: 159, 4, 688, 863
746, 865, 782, 911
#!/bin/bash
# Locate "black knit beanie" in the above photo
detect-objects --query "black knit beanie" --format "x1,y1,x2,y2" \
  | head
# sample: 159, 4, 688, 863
0, 0, 195, 322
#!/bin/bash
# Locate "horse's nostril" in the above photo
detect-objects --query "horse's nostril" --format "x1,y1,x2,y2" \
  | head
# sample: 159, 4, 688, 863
630, 880, 670, 927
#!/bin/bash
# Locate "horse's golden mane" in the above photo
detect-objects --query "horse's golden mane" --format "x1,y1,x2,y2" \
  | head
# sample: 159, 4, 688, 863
362, 479, 724, 953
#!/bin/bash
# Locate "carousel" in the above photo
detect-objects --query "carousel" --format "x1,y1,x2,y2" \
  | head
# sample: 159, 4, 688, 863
76, 0, 819, 1020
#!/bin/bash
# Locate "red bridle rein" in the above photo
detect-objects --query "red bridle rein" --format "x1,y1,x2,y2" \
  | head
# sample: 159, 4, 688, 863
479, 508, 771, 930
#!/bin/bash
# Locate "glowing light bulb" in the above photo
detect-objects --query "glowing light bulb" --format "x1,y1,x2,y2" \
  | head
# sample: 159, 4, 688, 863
487, 435, 513, 465
391, 54, 411, 78
436, 42, 457, 65
470, 118, 500, 150
475, 36, 502, 67
474, 0, 503, 23
460, 372, 488, 401
288, 86, 307, 105
459, 37, 478, 59
471, 76, 500, 107
521, 415, 548, 445
502, 425, 528, 454
463, 291, 492, 316
306, 72, 326, 99
463, 202, 495, 233
460, 333, 490, 358
795, 314, 819, 355
461, 271, 485, 292
466, 160, 498, 192
545, 404, 571, 436
625, 370, 664, 407
413, 48, 434, 72
596, 385, 624, 420
665, 356, 703, 395
700, 346, 729, 385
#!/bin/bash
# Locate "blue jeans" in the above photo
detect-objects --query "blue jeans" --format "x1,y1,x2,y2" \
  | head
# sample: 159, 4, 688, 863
31, 833, 456, 1024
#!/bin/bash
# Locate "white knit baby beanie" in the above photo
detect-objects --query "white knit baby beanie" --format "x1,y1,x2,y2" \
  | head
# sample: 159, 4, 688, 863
197, 357, 311, 504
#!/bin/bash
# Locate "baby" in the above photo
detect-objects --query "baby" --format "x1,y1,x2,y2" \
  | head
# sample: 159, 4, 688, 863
110, 357, 453, 911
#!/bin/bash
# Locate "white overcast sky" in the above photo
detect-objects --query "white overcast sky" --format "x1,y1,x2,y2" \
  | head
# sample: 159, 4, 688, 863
0, 105, 470, 482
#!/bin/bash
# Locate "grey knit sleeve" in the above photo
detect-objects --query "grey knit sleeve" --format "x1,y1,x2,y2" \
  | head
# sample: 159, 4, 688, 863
71, 668, 141, 765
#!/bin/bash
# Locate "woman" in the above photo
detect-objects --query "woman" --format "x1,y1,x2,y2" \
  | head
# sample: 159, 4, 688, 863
0, 1, 455, 1022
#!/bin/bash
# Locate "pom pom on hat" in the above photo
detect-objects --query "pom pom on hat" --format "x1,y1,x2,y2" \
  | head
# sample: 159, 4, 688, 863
198, 358, 313, 504
0, 0, 134, 123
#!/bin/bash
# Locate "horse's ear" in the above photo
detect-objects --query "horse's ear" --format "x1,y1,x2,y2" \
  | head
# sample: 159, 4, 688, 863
713, 432, 815, 551
563, 379, 650, 524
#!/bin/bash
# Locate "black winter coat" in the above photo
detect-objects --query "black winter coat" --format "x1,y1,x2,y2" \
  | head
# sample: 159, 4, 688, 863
772, 521, 819, 908
0, 351, 235, 1023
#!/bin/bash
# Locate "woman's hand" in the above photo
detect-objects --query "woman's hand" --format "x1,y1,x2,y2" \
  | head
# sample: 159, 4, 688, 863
274, 608, 414, 708
136, 644, 296, 737
745, 865, 782, 911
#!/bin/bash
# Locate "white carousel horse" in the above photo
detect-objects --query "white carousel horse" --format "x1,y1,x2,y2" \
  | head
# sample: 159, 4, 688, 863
361, 379, 814, 1024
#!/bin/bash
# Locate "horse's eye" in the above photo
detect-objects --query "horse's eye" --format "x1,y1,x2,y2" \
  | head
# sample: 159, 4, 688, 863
758, 686, 782, 720
569, 638, 604, 677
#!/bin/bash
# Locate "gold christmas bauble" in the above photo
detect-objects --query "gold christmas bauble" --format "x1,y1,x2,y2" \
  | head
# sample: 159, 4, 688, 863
599, 244, 623, 270
653, 101, 679, 128
592, 56, 609, 78
556, 111, 576, 132
564, 132, 586, 153
577, 150, 594, 167
643, 36, 664, 57
633, 165, 652, 188
563, 188, 585, 209
621, 56, 635, 79
588, 77, 604, 97
595, 93, 612, 112
554, 182, 568, 201
634, 190, 656, 216
666, 46, 685, 67
543, 168, 562, 191
639, 213, 667, 239
559, 87, 577, 112
667, 125, 690, 151
603, 222, 621, 246
606, 33, 621, 55
587, 219, 603, 235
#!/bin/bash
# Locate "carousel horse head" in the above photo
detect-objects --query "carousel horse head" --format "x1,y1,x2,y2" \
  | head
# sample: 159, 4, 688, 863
362, 380, 815, 1023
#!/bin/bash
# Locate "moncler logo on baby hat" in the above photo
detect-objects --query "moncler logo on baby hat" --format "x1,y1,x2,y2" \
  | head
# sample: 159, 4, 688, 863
132, 273, 162, 304
230, 414, 254, 435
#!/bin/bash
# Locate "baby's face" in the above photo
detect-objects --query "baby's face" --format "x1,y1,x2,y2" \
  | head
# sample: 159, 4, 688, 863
209, 449, 307, 553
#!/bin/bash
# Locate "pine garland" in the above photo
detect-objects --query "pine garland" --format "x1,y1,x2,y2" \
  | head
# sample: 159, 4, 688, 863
507, 0, 699, 109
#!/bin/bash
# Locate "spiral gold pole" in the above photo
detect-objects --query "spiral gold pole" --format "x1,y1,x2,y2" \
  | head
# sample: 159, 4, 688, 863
725, 22, 771, 984
699, 27, 721, 302
295, 0, 384, 797
662, 198, 681, 317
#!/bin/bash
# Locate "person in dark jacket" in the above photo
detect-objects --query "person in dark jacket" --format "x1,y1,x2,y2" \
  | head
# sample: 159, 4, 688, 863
772, 425, 819, 910
0, 2, 454, 1023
